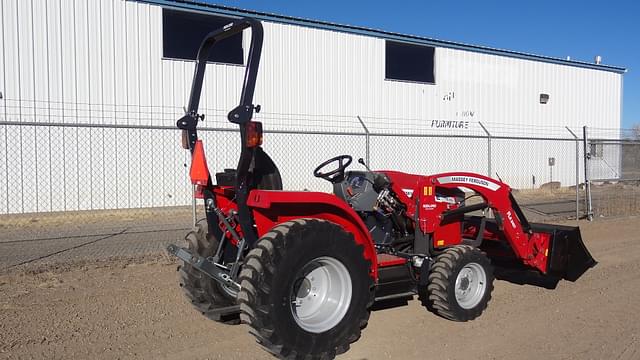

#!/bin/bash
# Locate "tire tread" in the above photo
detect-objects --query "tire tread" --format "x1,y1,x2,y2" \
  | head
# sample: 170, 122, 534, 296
238, 218, 374, 359
178, 222, 240, 325
422, 245, 494, 322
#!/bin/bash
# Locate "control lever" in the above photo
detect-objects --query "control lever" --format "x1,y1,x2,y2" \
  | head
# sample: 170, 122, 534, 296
359, 158, 391, 193
358, 158, 373, 172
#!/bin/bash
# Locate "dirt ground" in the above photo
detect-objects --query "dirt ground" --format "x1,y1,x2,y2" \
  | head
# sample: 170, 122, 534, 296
1, 218, 640, 360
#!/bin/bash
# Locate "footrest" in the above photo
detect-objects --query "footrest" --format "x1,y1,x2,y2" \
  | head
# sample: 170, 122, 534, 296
377, 253, 407, 267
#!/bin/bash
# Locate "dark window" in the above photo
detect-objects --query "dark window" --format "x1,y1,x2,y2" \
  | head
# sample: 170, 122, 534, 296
162, 9, 243, 65
540, 93, 550, 104
385, 41, 435, 83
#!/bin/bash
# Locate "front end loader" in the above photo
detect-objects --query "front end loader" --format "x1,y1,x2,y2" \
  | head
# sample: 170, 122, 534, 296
167, 18, 596, 359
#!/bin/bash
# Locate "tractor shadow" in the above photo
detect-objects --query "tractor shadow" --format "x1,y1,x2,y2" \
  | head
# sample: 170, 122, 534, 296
370, 295, 414, 311
493, 266, 561, 289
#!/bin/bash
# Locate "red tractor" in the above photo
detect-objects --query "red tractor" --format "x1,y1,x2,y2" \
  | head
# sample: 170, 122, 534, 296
168, 18, 596, 359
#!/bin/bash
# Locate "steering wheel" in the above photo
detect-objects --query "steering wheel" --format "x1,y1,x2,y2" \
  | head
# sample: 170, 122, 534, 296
313, 155, 353, 183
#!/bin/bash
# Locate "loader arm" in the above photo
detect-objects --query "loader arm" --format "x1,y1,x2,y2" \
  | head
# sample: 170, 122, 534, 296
421, 172, 582, 275
429, 174, 536, 258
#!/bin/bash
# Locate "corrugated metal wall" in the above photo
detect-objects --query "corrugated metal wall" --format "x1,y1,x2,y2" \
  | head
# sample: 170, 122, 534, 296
0, 0, 623, 214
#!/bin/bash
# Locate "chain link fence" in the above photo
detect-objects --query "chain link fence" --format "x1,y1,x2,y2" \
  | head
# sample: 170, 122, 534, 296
1, 109, 639, 241
584, 127, 640, 218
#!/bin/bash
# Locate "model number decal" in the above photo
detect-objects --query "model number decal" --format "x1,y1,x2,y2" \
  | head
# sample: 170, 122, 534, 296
422, 203, 437, 210
506, 210, 517, 229
437, 176, 501, 191
435, 196, 456, 204
402, 189, 414, 198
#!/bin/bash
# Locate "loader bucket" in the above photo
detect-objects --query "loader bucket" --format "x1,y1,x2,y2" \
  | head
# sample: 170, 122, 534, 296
531, 223, 597, 281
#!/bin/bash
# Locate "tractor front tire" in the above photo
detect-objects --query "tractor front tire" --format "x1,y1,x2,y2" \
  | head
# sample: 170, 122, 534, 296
238, 219, 374, 359
424, 245, 494, 322
178, 222, 240, 324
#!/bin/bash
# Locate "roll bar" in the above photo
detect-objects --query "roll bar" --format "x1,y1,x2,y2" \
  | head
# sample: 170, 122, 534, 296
176, 17, 264, 248
177, 17, 263, 153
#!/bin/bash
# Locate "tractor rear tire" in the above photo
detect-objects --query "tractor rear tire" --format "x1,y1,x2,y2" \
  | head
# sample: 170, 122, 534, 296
178, 222, 240, 324
238, 218, 374, 360
424, 245, 494, 322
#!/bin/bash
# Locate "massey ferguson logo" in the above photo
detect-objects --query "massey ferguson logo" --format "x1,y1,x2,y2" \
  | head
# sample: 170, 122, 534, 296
506, 210, 517, 229
450, 176, 490, 187
437, 176, 501, 191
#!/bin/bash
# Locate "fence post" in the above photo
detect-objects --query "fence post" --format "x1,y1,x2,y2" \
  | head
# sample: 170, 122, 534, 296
192, 184, 197, 226
478, 121, 492, 177
356, 116, 370, 166
582, 126, 593, 221
566, 126, 580, 221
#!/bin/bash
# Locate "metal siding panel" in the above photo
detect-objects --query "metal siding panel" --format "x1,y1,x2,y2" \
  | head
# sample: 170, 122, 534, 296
70, 0, 91, 210
32, 1, 52, 211
252, 23, 622, 189
87, 0, 103, 114
46, 0, 62, 113
0, 2, 6, 213
169, 60, 187, 206
124, 1, 141, 207
44, 0, 64, 211
87, 0, 104, 209
139, 3, 156, 206
101, 0, 115, 124
17, 0, 34, 121
73, 0, 89, 124
149, 5, 162, 126
125, 1, 139, 120
3, 0, 19, 123
0, 1, 625, 212
32, 0, 49, 121
0, 1, 4, 123
160, 58, 173, 206
100, 0, 117, 210
112, 0, 128, 208
16, 1, 37, 212
138, 5, 154, 207
159, 59, 174, 129
113, 0, 127, 125
60, 0, 76, 125
137, 3, 151, 122
1, 1, 14, 212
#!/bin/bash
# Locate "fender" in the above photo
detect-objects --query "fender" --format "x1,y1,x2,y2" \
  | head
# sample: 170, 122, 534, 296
247, 190, 378, 279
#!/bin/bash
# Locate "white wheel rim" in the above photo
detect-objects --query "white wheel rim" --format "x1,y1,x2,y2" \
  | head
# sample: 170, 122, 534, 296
290, 256, 352, 333
455, 262, 487, 309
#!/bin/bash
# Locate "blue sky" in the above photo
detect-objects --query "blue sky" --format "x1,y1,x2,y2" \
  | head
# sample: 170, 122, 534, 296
209, 0, 638, 128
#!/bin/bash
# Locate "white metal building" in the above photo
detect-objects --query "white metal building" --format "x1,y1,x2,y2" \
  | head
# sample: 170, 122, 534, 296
0, 0, 626, 214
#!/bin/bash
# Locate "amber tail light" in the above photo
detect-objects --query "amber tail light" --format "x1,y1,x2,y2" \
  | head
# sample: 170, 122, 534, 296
246, 121, 263, 147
